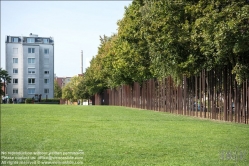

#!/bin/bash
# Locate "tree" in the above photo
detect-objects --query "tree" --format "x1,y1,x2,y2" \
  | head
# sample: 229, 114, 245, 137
54, 80, 62, 98
112, 0, 152, 85
61, 75, 89, 101
62, 83, 73, 104
140, 0, 192, 83
75, 77, 90, 100
188, 0, 249, 83
70, 75, 84, 100
138, 0, 249, 84
0, 68, 11, 96
83, 35, 115, 94
83, 0, 249, 95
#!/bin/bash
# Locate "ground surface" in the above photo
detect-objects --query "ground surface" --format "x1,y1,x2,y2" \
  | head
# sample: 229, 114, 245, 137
1, 105, 249, 165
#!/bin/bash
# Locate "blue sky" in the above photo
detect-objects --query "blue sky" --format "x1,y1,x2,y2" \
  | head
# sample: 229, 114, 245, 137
1, 1, 132, 77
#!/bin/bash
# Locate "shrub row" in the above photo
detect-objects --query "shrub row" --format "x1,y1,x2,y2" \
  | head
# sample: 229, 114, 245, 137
25, 98, 34, 104
40, 99, 60, 103
25, 98, 60, 104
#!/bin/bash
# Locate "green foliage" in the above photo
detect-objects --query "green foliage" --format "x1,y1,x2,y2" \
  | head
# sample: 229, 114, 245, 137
83, 0, 249, 95
62, 83, 73, 100
70, 75, 90, 99
54, 80, 62, 98
141, 0, 191, 81
113, 0, 152, 84
69, 76, 81, 100
25, 98, 34, 104
76, 77, 90, 99
40, 98, 60, 103
61, 76, 90, 100
0, 68, 11, 95
188, 0, 249, 83
84, 35, 115, 94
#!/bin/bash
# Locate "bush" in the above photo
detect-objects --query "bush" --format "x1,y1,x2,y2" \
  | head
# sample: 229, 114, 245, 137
40, 98, 60, 103
18, 98, 26, 104
25, 98, 34, 104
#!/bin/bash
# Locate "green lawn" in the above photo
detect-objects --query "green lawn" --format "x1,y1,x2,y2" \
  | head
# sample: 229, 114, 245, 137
1, 105, 249, 166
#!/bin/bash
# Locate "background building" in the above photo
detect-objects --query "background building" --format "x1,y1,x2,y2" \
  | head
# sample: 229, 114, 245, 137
5, 33, 54, 100
55, 76, 71, 88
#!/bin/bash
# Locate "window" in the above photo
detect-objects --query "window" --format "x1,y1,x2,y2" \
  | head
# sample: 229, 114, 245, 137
13, 68, 18, 74
44, 79, 49, 84
44, 49, 49, 54
28, 58, 35, 64
28, 88, 35, 94
13, 48, 18, 54
27, 38, 35, 43
13, 79, 18, 84
44, 70, 49, 74
28, 68, 35, 74
44, 89, 49, 94
28, 48, 35, 53
28, 78, 35, 84
13, 89, 18, 94
43, 39, 49, 43
12, 38, 18, 43
13, 58, 18, 64
44, 58, 49, 64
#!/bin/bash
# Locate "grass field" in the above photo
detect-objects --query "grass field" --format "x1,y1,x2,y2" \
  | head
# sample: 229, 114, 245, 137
1, 104, 249, 166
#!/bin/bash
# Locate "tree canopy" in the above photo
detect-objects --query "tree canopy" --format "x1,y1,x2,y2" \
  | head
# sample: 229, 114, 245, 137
54, 80, 62, 98
0, 68, 11, 96
81, 0, 249, 96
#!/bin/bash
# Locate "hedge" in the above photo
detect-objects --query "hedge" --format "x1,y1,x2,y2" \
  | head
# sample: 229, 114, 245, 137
40, 99, 60, 103
25, 98, 34, 104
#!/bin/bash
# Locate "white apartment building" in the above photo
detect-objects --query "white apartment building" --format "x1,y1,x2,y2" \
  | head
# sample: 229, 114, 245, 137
5, 33, 54, 100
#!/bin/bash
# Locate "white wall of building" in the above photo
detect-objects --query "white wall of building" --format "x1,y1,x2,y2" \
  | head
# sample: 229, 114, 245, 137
5, 34, 54, 99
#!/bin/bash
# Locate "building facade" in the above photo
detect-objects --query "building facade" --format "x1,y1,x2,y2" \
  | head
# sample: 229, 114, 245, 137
5, 33, 54, 100
55, 76, 71, 88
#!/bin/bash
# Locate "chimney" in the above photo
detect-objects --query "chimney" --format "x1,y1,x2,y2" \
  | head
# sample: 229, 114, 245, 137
81, 50, 83, 74
29, 33, 38, 37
